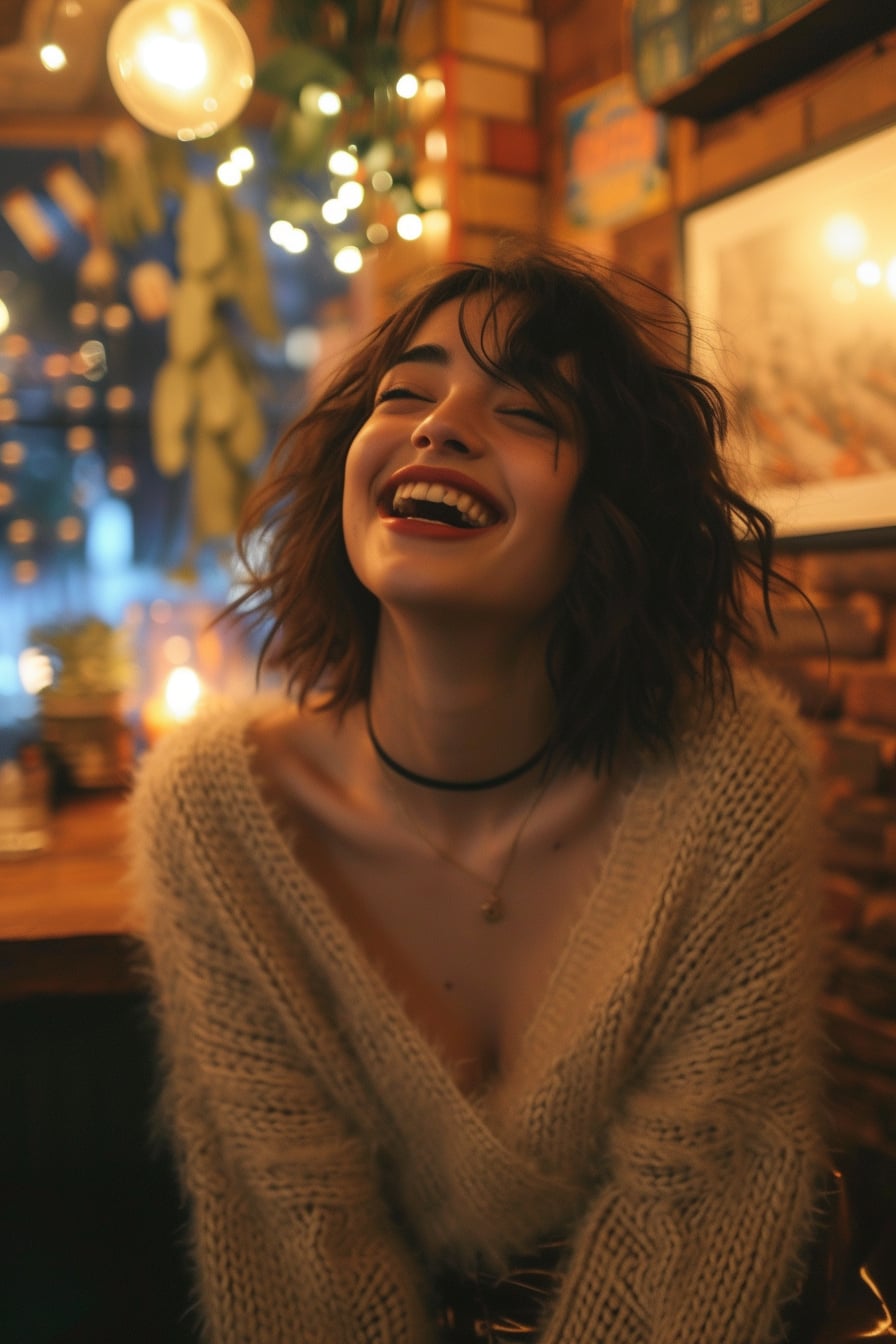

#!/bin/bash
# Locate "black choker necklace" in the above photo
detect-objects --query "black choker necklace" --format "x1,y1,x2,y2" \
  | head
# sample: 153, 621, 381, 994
366, 707, 551, 792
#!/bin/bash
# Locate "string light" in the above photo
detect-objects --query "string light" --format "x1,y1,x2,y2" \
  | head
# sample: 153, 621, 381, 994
328, 149, 359, 176
333, 245, 362, 274
40, 43, 67, 71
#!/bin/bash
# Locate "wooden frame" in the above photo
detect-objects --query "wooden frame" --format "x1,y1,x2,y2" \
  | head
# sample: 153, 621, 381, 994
683, 121, 896, 541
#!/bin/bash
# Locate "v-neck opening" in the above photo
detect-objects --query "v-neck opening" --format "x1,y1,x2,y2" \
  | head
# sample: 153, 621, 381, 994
230, 700, 648, 1126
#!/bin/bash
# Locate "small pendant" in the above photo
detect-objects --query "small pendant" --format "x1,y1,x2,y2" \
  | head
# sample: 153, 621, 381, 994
481, 892, 505, 923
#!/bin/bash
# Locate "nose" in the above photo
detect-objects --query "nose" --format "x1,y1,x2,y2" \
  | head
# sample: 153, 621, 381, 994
409, 391, 481, 457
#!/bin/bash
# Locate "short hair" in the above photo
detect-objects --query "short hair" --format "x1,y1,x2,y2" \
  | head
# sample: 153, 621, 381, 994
229, 238, 783, 771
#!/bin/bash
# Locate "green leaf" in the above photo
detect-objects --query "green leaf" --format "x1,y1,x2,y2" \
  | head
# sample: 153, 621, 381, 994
255, 43, 351, 98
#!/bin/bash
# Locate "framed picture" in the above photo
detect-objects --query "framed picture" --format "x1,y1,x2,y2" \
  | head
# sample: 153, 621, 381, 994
683, 121, 896, 540
562, 74, 670, 232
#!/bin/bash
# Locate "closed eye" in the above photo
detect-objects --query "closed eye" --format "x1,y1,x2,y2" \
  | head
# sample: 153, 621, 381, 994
503, 406, 556, 430
375, 385, 430, 405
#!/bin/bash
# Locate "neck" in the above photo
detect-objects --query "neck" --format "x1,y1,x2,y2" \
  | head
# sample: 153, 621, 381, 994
368, 610, 558, 791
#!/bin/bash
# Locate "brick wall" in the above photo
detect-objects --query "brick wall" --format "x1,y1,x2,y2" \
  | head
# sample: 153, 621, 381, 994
535, 0, 896, 1178
755, 549, 896, 1164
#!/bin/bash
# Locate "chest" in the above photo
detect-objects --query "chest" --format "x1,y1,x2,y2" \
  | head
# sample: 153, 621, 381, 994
297, 816, 610, 1095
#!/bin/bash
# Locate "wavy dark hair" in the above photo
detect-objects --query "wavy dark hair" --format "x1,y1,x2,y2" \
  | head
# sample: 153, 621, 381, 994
229, 238, 785, 771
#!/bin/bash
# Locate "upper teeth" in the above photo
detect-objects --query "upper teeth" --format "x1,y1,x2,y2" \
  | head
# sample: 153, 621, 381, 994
391, 480, 497, 527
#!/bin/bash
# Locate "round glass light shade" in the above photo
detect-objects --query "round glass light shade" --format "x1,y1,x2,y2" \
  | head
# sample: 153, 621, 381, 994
106, 0, 254, 140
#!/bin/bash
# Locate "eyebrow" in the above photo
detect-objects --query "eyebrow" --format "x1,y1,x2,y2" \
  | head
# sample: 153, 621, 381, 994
385, 342, 450, 371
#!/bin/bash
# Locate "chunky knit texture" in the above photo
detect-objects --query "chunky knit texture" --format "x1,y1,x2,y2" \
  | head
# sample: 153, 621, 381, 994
130, 670, 828, 1344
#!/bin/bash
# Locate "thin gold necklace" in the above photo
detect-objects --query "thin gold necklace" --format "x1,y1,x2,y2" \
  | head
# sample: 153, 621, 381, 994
375, 755, 554, 923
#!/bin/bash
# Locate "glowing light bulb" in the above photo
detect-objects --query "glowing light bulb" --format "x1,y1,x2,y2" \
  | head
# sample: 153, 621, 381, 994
887, 258, 896, 299
165, 665, 202, 720
40, 43, 67, 71
337, 181, 364, 209
366, 222, 388, 245
333, 245, 362, 274
230, 145, 254, 171
269, 219, 292, 245
396, 212, 423, 241
18, 647, 54, 695
371, 170, 393, 193
106, 0, 254, 140
395, 73, 418, 99
217, 160, 242, 187
283, 227, 309, 254
328, 149, 358, 176
856, 260, 881, 287
822, 213, 867, 261
317, 89, 341, 115
321, 198, 347, 225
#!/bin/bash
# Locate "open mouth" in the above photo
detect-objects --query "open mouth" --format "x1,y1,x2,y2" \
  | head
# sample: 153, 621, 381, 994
388, 480, 500, 529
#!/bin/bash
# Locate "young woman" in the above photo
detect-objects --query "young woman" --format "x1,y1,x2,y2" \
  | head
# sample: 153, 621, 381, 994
131, 241, 828, 1343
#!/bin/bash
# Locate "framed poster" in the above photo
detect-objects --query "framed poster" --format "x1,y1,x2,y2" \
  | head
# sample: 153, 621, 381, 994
683, 121, 896, 539
562, 74, 670, 231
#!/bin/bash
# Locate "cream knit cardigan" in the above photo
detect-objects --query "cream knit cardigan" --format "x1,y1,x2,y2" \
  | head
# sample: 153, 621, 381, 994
130, 670, 828, 1344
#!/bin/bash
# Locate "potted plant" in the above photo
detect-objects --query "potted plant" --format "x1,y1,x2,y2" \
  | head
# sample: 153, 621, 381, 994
29, 617, 137, 790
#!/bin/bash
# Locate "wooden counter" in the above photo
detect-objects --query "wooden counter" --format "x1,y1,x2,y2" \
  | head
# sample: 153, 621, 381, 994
0, 794, 144, 997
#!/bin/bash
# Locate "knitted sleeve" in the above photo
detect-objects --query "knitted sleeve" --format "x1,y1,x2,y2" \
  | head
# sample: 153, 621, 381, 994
129, 729, 436, 1344
539, 702, 828, 1344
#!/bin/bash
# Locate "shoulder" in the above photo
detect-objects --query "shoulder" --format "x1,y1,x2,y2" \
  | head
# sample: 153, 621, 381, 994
667, 665, 819, 843
130, 694, 292, 857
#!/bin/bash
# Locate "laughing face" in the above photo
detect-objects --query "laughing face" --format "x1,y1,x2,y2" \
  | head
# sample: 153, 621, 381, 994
342, 295, 582, 628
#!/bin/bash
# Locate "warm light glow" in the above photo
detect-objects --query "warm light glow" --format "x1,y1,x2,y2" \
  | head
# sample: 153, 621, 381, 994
108, 462, 137, 492
337, 180, 364, 209
395, 73, 419, 99
0, 482, 13, 507
396, 212, 423, 241
230, 145, 254, 171
217, 160, 242, 187
8, 518, 35, 545
165, 665, 202, 720
413, 174, 443, 209
366, 222, 389, 245
822, 213, 867, 261
321, 198, 347, 225
13, 559, 38, 585
328, 149, 358, 176
269, 219, 292, 245
0, 398, 18, 421
425, 129, 448, 162
0, 299, 8, 335
56, 515, 84, 542
18, 646, 54, 695
856, 259, 881, 287
65, 386, 94, 412
106, 0, 254, 140
283, 227, 309, 254
0, 441, 25, 467
887, 258, 896, 299
422, 78, 445, 101
317, 89, 341, 116
40, 43, 67, 71
371, 170, 393, 193
43, 352, 70, 378
107, 386, 135, 413
162, 634, 192, 664
71, 301, 99, 328
333, 245, 362, 274
103, 303, 133, 331
66, 425, 94, 453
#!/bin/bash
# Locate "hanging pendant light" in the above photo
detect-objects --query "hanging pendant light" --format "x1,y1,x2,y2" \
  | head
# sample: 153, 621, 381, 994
106, 0, 254, 141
